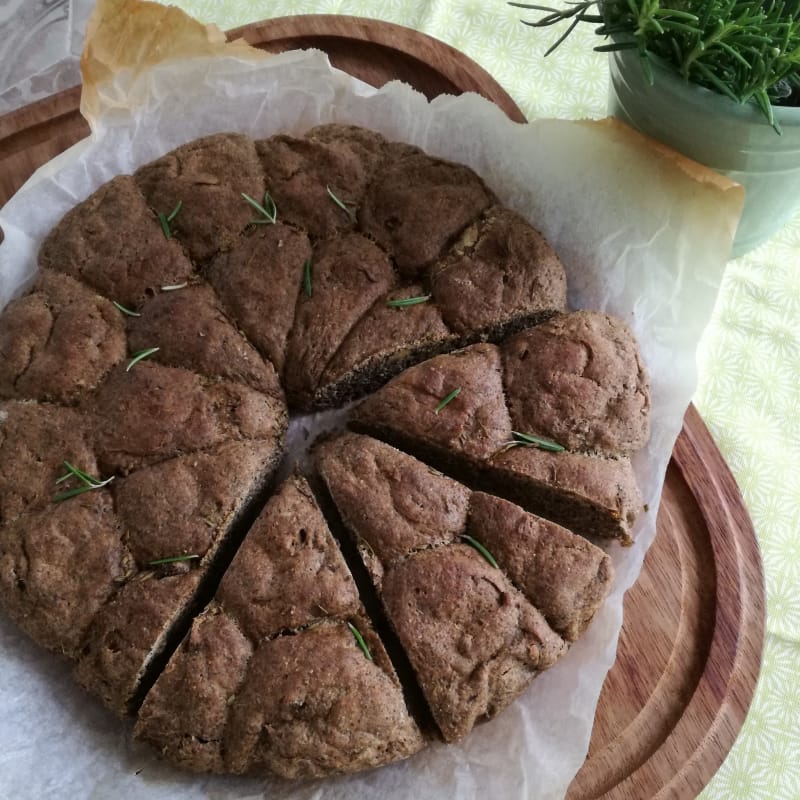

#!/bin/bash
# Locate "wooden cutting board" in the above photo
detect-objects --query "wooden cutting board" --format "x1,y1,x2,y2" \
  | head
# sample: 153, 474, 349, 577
0, 15, 764, 799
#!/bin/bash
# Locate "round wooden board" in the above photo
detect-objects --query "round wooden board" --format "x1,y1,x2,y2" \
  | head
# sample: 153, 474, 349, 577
0, 15, 764, 799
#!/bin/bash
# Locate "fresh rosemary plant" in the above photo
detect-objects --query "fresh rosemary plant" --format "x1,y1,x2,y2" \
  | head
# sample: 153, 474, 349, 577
512, 0, 800, 128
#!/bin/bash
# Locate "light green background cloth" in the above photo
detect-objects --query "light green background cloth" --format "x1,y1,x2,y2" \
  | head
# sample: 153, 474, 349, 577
166, 2, 800, 796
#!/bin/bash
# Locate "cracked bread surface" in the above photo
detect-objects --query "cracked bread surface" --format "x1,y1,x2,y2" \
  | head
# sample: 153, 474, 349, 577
351, 313, 647, 544
0, 270, 126, 404
0, 124, 648, 780
135, 475, 424, 776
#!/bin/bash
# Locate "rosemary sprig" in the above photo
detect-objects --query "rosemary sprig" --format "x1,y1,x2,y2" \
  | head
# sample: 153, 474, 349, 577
157, 201, 183, 239
511, 430, 566, 452
160, 282, 188, 292
512, 0, 800, 127
242, 191, 277, 224
53, 461, 114, 503
435, 387, 462, 414
53, 485, 104, 503
461, 535, 499, 569
347, 622, 373, 661
55, 460, 112, 488
147, 554, 200, 566
326, 185, 358, 224
303, 257, 313, 298
386, 294, 432, 308
112, 301, 141, 318
126, 347, 160, 372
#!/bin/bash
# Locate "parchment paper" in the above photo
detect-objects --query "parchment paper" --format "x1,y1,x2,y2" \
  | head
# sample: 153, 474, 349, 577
0, 1, 743, 798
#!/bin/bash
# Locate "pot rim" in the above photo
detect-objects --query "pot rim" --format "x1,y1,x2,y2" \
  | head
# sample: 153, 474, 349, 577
610, 45, 800, 126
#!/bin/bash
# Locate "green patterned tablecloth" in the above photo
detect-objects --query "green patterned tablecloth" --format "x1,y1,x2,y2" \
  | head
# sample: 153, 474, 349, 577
166, 2, 800, 797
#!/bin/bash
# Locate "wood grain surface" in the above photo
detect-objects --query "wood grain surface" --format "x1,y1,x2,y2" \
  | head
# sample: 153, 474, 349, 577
0, 15, 764, 799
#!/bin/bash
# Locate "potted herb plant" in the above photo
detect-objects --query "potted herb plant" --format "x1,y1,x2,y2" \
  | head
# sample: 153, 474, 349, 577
513, 0, 800, 256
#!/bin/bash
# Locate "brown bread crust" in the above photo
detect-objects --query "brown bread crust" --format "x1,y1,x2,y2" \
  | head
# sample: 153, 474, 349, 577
114, 440, 281, 566
216, 475, 361, 641
205, 222, 312, 375
87, 362, 287, 474
317, 283, 457, 408
431, 205, 567, 335
351, 313, 647, 543
136, 476, 424, 775
74, 571, 201, 715
283, 233, 395, 407
315, 432, 470, 584
134, 607, 253, 773
126, 283, 282, 399
0, 494, 132, 657
223, 618, 424, 777
0, 270, 126, 403
502, 311, 650, 456
134, 133, 264, 264
352, 343, 512, 460
0, 126, 651, 779
38, 175, 193, 307
0, 401, 98, 526
360, 152, 495, 278
256, 131, 383, 239
381, 545, 566, 742
467, 492, 613, 641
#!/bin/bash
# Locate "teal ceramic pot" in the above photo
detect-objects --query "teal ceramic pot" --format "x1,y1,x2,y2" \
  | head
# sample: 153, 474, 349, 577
608, 47, 800, 257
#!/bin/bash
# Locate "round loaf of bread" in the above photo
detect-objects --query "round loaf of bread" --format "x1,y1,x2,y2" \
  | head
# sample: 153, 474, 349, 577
0, 124, 648, 778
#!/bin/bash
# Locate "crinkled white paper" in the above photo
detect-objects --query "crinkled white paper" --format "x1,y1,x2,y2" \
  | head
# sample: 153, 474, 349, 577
0, 25, 741, 800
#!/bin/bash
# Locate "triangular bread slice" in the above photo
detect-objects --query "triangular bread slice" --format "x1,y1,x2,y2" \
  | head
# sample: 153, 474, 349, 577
315, 433, 595, 742
0, 270, 126, 404
134, 133, 264, 265
350, 312, 647, 544
85, 362, 287, 475
135, 474, 425, 776
315, 432, 612, 642
38, 175, 194, 308
126, 282, 282, 399
0, 416, 282, 715
71, 438, 282, 714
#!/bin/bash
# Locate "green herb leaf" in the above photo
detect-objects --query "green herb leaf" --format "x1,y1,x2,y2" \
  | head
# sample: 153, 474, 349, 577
511, 430, 566, 452
435, 387, 462, 414
112, 301, 141, 317
326, 185, 358, 223
512, 0, 800, 126
54, 485, 102, 503
461, 534, 499, 569
53, 461, 114, 502
166, 201, 183, 223
303, 257, 313, 298
347, 622, 373, 661
126, 347, 160, 372
386, 294, 432, 308
242, 191, 277, 224
56, 460, 113, 488
160, 282, 188, 291
158, 201, 183, 239
147, 554, 200, 566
